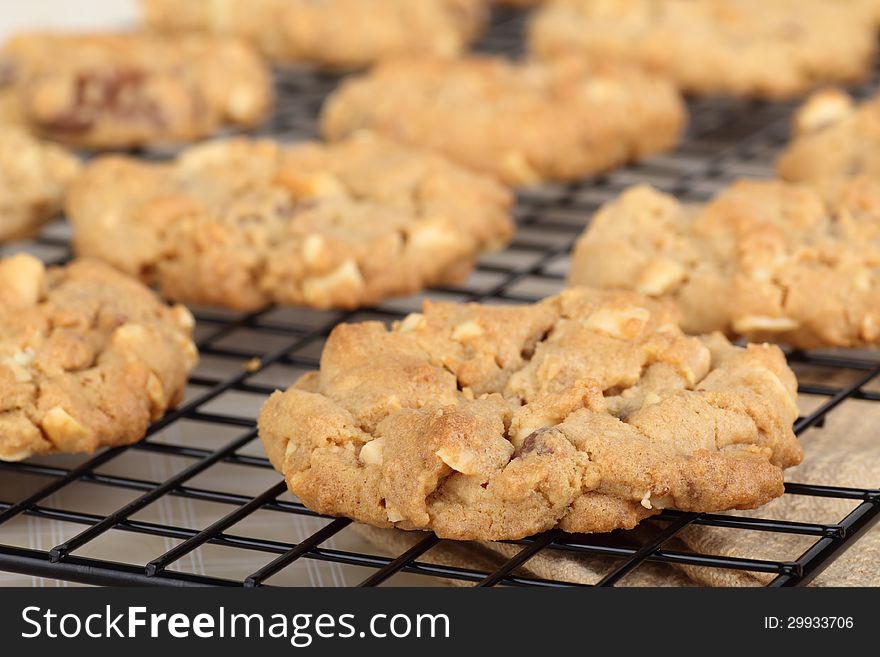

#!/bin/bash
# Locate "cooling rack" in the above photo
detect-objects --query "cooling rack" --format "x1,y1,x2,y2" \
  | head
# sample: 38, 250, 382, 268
1, 8, 878, 588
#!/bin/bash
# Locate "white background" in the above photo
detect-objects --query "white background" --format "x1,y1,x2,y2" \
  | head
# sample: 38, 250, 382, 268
0, 0, 137, 41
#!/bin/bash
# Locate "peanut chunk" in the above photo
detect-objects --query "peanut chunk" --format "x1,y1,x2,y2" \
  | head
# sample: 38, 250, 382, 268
301, 259, 365, 306
451, 319, 483, 341
499, 151, 541, 187
397, 313, 425, 333
794, 88, 854, 134
636, 259, 686, 296
146, 372, 167, 419
0, 253, 46, 310
1, 348, 35, 383
359, 438, 384, 466
732, 315, 800, 334
584, 306, 651, 340
41, 406, 93, 452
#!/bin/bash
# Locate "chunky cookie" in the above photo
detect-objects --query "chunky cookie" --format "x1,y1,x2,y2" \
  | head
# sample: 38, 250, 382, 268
0, 254, 197, 461
259, 287, 801, 541
570, 179, 880, 348
0, 32, 272, 149
321, 56, 685, 186
529, 0, 877, 99
67, 133, 513, 310
778, 88, 880, 183
141, 0, 486, 70
0, 128, 81, 242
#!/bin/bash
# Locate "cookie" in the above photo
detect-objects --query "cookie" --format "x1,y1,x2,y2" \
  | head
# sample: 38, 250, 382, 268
0, 32, 272, 149
141, 0, 486, 71
259, 287, 801, 541
778, 88, 880, 183
66, 133, 514, 310
570, 179, 880, 349
321, 55, 685, 186
0, 127, 81, 242
0, 254, 198, 461
528, 0, 877, 99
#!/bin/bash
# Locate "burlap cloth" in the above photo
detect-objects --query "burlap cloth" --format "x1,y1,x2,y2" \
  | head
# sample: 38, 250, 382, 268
356, 393, 880, 587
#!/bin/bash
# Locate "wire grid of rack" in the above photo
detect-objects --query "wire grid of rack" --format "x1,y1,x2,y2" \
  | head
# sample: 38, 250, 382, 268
1, 8, 880, 588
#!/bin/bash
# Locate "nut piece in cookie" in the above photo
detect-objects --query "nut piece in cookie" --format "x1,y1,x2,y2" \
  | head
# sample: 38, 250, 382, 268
66, 133, 514, 310
778, 88, 880, 184
570, 178, 880, 348
0, 32, 272, 149
0, 254, 198, 461
528, 0, 877, 99
320, 55, 686, 186
0, 127, 81, 242
141, 0, 487, 71
257, 287, 801, 541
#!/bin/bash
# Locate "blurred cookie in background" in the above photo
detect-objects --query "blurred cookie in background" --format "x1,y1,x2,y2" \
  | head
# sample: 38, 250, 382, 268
778, 88, 880, 184
529, 0, 877, 99
321, 55, 686, 186
141, 0, 487, 71
0, 31, 273, 149
66, 133, 514, 310
570, 178, 880, 349
0, 127, 80, 242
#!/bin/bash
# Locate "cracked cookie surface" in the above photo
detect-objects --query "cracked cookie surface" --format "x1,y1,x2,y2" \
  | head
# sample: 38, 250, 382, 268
570, 179, 880, 348
0, 32, 272, 149
0, 254, 197, 461
67, 133, 514, 310
320, 55, 685, 186
778, 88, 880, 184
0, 127, 81, 242
258, 287, 801, 540
141, 0, 486, 71
528, 0, 877, 99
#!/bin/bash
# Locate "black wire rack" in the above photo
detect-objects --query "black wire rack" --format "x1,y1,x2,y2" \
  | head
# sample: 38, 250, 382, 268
1, 8, 879, 588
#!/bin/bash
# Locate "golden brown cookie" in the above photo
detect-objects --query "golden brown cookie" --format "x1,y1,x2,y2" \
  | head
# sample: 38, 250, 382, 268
0, 254, 198, 461
0, 32, 272, 149
321, 55, 685, 186
66, 133, 514, 310
140, 0, 486, 70
570, 179, 880, 348
778, 88, 880, 183
493, 0, 545, 6
258, 287, 801, 541
528, 0, 877, 99
0, 127, 80, 242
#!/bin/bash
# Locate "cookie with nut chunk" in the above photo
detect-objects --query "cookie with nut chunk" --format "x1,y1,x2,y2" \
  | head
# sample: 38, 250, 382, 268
529, 0, 877, 99
0, 254, 197, 461
0, 127, 81, 242
778, 88, 880, 184
0, 32, 272, 149
570, 179, 880, 349
66, 133, 514, 310
258, 287, 801, 541
320, 55, 685, 186
141, 0, 486, 71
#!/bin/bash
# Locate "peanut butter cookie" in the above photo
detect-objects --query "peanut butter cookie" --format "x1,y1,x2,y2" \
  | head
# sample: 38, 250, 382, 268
67, 133, 514, 310
529, 0, 877, 99
321, 55, 685, 186
570, 179, 880, 348
141, 0, 486, 71
778, 88, 880, 183
259, 287, 801, 540
0, 254, 197, 461
0, 127, 80, 242
0, 32, 272, 149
